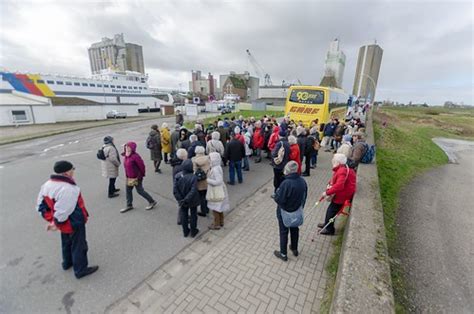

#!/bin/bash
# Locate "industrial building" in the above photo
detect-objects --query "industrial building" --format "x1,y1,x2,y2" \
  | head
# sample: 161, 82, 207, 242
320, 39, 346, 89
88, 34, 145, 74
219, 72, 259, 102
257, 85, 291, 107
353, 43, 383, 102
189, 71, 216, 98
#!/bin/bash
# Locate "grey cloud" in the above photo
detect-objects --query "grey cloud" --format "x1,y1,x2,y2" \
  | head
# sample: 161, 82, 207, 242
0, 0, 472, 105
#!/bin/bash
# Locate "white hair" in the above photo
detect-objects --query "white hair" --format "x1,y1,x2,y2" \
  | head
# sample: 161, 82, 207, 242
189, 134, 198, 142
176, 148, 188, 160
211, 131, 220, 140
162, 122, 168, 129
195, 145, 205, 155
217, 121, 224, 127
288, 135, 297, 145
332, 153, 347, 167
296, 126, 305, 136
194, 124, 202, 131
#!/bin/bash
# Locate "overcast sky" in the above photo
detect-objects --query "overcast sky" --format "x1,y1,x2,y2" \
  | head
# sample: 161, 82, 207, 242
1, 0, 472, 105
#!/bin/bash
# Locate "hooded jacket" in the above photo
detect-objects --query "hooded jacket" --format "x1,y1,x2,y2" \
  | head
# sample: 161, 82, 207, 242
123, 142, 146, 179
268, 126, 280, 152
161, 127, 171, 154
252, 126, 264, 149
206, 153, 229, 212
192, 153, 211, 191
206, 132, 225, 156
173, 160, 200, 207
289, 144, 302, 174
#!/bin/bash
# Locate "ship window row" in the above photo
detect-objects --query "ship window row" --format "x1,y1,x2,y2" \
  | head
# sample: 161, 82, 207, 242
40, 80, 146, 90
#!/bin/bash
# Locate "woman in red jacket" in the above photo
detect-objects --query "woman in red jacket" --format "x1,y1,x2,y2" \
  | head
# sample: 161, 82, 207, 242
268, 125, 280, 152
319, 153, 356, 235
252, 120, 264, 163
288, 135, 302, 174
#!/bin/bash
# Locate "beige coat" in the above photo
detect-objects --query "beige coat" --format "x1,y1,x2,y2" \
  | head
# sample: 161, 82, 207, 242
192, 154, 211, 191
101, 144, 121, 178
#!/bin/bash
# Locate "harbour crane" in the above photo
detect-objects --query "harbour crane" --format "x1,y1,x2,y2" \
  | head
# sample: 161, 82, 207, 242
246, 49, 272, 86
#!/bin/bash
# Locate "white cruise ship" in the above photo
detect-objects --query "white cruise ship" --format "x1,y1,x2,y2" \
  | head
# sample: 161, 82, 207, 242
0, 69, 173, 112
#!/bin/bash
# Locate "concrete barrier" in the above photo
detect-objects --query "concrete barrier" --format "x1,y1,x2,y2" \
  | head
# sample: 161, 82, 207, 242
330, 111, 395, 313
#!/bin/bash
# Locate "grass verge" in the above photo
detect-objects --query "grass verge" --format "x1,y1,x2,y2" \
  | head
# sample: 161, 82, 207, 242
373, 106, 474, 313
319, 233, 344, 314
184, 110, 284, 129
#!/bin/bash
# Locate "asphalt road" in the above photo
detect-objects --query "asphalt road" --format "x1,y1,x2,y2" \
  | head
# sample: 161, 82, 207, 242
0, 116, 275, 313
398, 138, 474, 313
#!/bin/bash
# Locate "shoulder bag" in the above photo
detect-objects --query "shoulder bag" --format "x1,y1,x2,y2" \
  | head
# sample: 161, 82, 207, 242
280, 206, 304, 228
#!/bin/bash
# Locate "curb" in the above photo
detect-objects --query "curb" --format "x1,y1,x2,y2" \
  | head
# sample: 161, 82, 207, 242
0, 116, 163, 146
330, 111, 395, 313
105, 177, 274, 313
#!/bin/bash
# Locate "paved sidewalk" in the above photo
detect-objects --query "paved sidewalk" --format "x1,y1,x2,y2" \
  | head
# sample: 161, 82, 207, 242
107, 152, 336, 313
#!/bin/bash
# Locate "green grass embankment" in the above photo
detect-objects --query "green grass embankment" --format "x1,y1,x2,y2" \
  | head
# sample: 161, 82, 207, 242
373, 106, 474, 313
184, 110, 284, 129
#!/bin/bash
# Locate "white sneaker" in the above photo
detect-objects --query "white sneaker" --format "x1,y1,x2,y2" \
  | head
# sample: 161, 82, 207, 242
145, 201, 157, 210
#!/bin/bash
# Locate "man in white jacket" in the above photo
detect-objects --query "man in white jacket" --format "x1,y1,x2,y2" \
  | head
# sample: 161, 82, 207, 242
36, 160, 98, 279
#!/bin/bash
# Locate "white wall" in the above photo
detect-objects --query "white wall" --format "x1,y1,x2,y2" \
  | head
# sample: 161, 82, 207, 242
0, 105, 55, 126
259, 87, 289, 99
54, 104, 139, 122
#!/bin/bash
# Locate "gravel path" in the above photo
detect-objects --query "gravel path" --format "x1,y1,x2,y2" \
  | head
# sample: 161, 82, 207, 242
398, 138, 474, 313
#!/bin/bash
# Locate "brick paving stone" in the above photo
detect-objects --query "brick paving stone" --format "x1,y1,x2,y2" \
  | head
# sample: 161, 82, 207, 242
108, 150, 338, 313
202, 305, 219, 314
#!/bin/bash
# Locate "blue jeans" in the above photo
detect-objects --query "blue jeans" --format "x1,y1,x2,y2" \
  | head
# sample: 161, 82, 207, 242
311, 151, 318, 166
229, 160, 243, 184
243, 156, 250, 170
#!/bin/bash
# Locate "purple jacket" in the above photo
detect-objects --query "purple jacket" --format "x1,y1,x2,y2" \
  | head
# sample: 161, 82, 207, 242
122, 142, 146, 179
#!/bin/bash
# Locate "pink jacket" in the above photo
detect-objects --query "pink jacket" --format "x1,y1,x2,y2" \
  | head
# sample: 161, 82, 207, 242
122, 142, 146, 179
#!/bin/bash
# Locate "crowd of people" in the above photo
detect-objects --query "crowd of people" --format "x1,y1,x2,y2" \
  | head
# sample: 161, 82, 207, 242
36, 109, 371, 278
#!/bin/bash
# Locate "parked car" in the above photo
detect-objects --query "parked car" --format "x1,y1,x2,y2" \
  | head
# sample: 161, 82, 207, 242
106, 110, 127, 119
220, 105, 232, 114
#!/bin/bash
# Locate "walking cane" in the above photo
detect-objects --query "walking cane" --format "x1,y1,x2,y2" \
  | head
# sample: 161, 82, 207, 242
312, 200, 351, 241
308, 196, 326, 242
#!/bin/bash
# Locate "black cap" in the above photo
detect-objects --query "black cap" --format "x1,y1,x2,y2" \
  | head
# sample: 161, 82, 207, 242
54, 160, 74, 174
103, 136, 113, 144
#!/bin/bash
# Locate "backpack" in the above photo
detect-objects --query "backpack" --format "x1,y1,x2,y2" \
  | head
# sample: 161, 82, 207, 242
195, 167, 207, 181
361, 144, 376, 164
273, 141, 286, 165
146, 135, 156, 149
96, 147, 106, 160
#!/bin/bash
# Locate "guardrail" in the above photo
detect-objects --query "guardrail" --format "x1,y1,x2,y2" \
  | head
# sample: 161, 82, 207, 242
330, 110, 395, 313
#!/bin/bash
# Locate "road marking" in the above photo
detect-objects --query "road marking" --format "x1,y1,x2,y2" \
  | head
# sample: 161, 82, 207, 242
43, 144, 65, 152
56, 150, 92, 158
